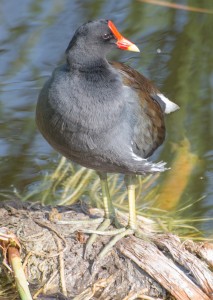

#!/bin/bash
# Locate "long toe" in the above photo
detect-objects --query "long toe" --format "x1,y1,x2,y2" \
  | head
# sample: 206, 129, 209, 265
83, 217, 126, 259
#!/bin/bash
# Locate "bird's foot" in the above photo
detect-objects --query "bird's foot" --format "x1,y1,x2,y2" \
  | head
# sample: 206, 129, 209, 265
83, 214, 124, 259
96, 227, 134, 260
85, 225, 143, 264
90, 225, 149, 275
90, 226, 139, 274
95, 222, 150, 260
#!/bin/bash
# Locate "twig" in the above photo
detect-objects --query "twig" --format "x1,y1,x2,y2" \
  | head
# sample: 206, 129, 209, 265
56, 237, 67, 297
33, 219, 67, 252
33, 271, 58, 299
138, 0, 213, 14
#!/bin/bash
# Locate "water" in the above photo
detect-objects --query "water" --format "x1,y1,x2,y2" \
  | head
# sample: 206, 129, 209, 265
0, 0, 213, 236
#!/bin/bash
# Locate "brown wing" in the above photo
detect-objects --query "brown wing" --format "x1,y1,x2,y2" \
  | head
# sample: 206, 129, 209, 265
110, 61, 165, 158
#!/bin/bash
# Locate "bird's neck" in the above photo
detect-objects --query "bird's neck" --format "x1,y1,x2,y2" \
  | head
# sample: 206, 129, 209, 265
66, 48, 109, 72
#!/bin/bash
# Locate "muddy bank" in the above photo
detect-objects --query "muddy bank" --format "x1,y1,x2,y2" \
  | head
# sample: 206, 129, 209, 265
0, 200, 212, 300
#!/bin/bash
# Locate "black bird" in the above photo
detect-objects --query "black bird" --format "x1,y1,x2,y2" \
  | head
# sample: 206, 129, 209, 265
36, 19, 179, 246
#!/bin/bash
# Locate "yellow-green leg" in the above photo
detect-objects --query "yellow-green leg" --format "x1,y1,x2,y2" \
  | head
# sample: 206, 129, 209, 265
125, 174, 137, 230
84, 172, 124, 258
96, 174, 137, 259
98, 172, 115, 219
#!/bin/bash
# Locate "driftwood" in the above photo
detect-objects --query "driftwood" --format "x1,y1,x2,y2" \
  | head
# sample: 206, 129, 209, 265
0, 200, 213, 300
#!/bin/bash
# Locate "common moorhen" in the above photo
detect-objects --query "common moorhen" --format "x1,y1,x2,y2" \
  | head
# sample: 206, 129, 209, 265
36, 19, 179, 253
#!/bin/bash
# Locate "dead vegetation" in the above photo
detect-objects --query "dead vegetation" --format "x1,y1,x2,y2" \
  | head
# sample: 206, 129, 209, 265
0, 200, 213, 300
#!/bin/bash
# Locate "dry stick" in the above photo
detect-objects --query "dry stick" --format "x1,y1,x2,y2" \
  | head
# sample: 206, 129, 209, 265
56, 237, 67, 297
153, 235, 213, 295
122, 288, 165, 300
118, 236, 211, 300
33, 271, 58, 299
184, 240, 213, 268
122, 288, 148, 300
33, 219, 67, 252
140, 296, 163, 300
22, 251, 33, 270
139, 0, 213, 14
73, 275, 115, 300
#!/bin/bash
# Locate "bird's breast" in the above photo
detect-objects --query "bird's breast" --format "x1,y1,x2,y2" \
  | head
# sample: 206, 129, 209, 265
36, 68, 128, 156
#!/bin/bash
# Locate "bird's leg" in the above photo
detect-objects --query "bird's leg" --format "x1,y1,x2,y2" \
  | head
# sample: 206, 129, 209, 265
96, 174, 137, 259
83, 172, 124, 258
98, 172, 122, 228
98, 172, 115, 220
125, 174, 137, 230
125, 174, 146, 239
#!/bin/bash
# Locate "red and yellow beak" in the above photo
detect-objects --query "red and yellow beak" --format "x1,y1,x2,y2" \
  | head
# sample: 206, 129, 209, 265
108, 20, 140, 52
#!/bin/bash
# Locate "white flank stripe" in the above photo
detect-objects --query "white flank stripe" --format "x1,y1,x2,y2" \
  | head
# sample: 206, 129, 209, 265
157, 93, 180, 114
131, 152, 143, 161
129, 146, 144, 161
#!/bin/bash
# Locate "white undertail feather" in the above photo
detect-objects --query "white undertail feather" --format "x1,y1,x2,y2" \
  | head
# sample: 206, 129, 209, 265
130, 150, 144, 162
129, 147, 168, 173
150, 161, 168, 172
157, 93, 180, 114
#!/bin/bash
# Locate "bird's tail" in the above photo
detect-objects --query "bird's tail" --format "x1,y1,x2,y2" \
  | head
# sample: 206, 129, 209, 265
123, 159, 168, 175
147, 160, 168, 173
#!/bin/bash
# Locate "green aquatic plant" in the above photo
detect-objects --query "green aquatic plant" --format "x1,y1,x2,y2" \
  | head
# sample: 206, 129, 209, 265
11, 156, 212, 241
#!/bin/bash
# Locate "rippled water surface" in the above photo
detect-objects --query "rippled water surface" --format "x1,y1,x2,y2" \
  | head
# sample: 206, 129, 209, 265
0, 0, 213, 235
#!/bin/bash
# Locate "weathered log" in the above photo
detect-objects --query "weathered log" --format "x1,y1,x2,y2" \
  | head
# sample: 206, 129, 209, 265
0, 200, 212, 300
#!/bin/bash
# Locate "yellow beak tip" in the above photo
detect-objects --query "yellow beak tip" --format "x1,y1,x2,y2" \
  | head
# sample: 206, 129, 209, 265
127, 44, 140, 52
